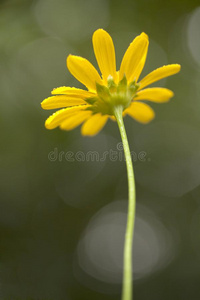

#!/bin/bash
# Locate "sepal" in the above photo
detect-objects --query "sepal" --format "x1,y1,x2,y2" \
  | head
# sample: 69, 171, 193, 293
96, 82, 111, 101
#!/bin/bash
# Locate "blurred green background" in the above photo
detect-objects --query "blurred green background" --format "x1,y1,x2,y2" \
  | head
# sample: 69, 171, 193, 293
1, 0, 200, 299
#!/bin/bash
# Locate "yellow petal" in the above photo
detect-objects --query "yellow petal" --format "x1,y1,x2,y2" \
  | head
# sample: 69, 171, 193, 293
139, 64, 181, 90
135, 88, 174, 103
119, 32, 149, 83
60, 110, 92, 131
125, 102, 155, 124
51, 86, 95, 98
45, 105, 90, 129
41, 95, 87, 110
109, 115, 116, 121
81, 113, 108, 136
92, 29, 117, 83
67, 55, 102, 92
134, 53, 148, 83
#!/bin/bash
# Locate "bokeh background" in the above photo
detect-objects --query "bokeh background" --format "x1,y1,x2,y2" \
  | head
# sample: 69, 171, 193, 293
1, 0, 200, 299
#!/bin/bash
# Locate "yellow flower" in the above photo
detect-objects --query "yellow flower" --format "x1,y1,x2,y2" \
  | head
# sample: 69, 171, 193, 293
41, 29, 181, 136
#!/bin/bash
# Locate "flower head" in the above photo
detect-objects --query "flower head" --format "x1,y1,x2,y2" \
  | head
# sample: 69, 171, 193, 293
41, 29, 181, 136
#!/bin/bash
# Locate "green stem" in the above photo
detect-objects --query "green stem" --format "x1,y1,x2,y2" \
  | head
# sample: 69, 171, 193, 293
113, 105, 136, 300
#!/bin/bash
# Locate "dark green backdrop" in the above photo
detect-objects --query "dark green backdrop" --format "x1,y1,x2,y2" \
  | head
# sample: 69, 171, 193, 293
1, 0, 200, 299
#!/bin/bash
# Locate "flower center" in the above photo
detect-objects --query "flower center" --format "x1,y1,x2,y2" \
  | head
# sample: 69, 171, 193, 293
85, 75, 139, 116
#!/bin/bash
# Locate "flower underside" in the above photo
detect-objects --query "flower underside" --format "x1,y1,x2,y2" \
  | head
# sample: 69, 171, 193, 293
41, 29, 181, 136
85, 75, 139, 116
